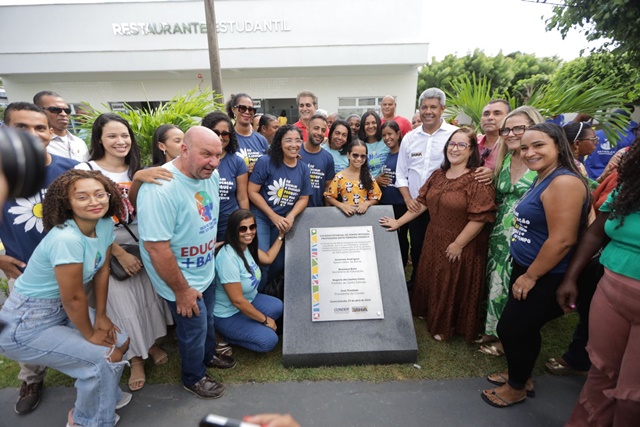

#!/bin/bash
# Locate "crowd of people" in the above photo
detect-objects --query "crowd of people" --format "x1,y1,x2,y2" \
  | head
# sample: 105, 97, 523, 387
0, 86, 638, 426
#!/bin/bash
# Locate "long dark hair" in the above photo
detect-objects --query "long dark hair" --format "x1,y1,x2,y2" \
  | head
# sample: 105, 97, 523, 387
224, 209, 260, 272
346, 140, 374, 192
329, 119, 352, 155
202, 111, 239, 154
358, 111, 382, 142
258, 114, 278, 133
380, 120, 403, 145
610, 136, 640, 227
563, 121, 593, 145
89, 113, 141, 180
268, 125, 302, 167
527, 123, 587, 180
151, 124, 181, 166
441, 127, 481, 170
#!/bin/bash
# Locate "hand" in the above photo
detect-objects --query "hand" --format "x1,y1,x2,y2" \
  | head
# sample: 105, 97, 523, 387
271, 215, 290, 233
244, 414, 300, 427
445, 242, 463, 262
599, 150, 625, 181
133, 167, 173, 185
355, 203, 370, 214
94, 314, 121, 344
405, 198, 421, 213
376, 174, 391, 187
556, 279, 578, 314
379, 216, 400, 231
474, 167, 493, 186
0, 254, 26, 279
247, 162, 255, 174
175, 287, 203, 318
512, 273, 537, 301
114, 250, 143, 277
338, 203, 356, 217
87, 327, 116, 347
214, 240, 225, 249
284, 214, 296, 232
265, 316, 277, 331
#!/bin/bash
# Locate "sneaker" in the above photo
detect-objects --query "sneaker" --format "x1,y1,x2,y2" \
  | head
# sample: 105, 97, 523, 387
116, 391, 132, 409
205, 353, 237, 370
15, 380, 43, 415
183, 376, 225, 399
215, 341, 233, 357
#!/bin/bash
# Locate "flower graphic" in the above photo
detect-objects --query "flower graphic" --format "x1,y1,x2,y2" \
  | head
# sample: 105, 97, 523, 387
8, 194, 44, 233
267, 178, 287, 205
235, 149, 250, 166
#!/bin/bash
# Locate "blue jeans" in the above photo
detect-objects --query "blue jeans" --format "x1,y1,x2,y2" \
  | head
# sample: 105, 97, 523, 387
253, 209, 285, 292
0, 291, 128, 427
165, 283, 217, 386
214, 293, 283, 352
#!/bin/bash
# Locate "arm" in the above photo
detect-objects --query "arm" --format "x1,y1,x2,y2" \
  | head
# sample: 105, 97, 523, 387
129, 167, 174, 208
0, 254, 26, 279
144, 240, 202, 317
514, 176, 586, 300
376, 174, 391, 187
235, 172, 250, 210
248, 182, 290, 233
110, 242, 143, 277
445, 221, 486, 262
473, 166, 494, 186
399, 186, 421, 213
556, 211, 609, 312
325, 194, 356, 216
258, 234, 285, 265
283, 196, 309, 232
222, 283, 277, 330
379, 203, 427, 231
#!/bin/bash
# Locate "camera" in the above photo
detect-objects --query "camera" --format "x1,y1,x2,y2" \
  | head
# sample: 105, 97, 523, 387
0, 126, 46, 201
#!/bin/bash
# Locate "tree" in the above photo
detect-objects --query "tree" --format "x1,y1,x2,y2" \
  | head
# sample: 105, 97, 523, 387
545, 0, 640, 66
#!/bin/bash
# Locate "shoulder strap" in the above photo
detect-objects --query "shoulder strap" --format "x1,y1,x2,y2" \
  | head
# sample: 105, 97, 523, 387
84, 161, 94, 170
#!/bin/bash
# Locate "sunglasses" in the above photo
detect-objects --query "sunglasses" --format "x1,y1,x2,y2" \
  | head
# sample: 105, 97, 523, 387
238, 223, 257, 233
351, 153, 367, 160
44, 106, 72, 115
234, 105, 256, 115
212, 129, 232, 139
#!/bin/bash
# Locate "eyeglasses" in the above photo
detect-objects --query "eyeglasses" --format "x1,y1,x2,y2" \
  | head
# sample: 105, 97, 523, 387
577, 136, 599, 143
447, 141, 469, 150
212, 129, 232, 139
351, 153, 368, 160
283, 138, 303, 144
72, 192, 110, 205
44, 106, 72, 115
234, 105, 256, 115
238, 224, 257, 233
499, 125, 527, 136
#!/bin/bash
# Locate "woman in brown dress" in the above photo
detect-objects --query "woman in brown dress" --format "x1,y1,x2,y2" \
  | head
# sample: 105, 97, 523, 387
380, 127, 496, 342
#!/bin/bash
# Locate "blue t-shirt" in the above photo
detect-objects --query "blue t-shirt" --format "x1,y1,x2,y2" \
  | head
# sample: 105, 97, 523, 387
322, 145, 349, 175
137, 161, 220, 301
299, 146, 335, 207
380, 152, 404, 205
365, 140, 391, 178
217, 153, 248, 241
249, 155, 312, 217
13, 218, 114, 299
213, 245, 261, 318
1, 154, 78, 267
584, 122, 637, 180
235, 132, 269, 168
510, 168, 586, 274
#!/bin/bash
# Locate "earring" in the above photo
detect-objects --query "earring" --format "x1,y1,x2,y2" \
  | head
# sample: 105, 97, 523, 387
162, 149, 166, 155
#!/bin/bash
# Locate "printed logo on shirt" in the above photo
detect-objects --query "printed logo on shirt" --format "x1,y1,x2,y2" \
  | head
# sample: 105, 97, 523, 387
219, 178, 234, 202
115, 182, 135, 224
511, 211, 532, 244
180, 240, 216, 269
267, 178, 301, 207
307, 163, 326, 189
94, 251, 103, 272
410, 152, 423, 157
8, 189, 46, 233
250, 260, 261, 289
195, 191, 215, 222
236, 148, 262, 166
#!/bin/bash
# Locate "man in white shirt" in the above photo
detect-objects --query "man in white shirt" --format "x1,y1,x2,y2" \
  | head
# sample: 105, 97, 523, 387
395, 88, 458, 287
33, 91, 89, 162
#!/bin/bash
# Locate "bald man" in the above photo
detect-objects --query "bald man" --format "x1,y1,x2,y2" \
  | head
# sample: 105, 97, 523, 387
380, 95, 412, 137
137, 126, 235, 399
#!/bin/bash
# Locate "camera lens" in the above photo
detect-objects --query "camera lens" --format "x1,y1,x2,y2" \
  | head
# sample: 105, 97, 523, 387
0, 127, 47, 199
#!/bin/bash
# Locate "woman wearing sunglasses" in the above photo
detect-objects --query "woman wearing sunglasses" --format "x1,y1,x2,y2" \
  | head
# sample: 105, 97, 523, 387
226, 93, 269, 174
213, 209, 285, 352
324, 140, 382, 216
380, 127, 496, 343
202, 112, 250, 242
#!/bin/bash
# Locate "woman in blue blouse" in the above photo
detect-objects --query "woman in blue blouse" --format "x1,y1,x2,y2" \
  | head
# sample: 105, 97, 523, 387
358, 111, 389, 178
0, 170, 131, 427
213, 209, 285, 352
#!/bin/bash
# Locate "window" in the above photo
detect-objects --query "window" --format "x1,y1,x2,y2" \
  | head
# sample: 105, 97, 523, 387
337, 96, 385, 117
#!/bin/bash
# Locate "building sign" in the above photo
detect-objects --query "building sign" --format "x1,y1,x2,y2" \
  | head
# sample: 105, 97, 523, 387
310, 226, 384, 322
112, 20, 291, 36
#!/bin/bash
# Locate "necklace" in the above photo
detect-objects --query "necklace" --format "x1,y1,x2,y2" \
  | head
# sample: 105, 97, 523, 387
534, 166, 558, 186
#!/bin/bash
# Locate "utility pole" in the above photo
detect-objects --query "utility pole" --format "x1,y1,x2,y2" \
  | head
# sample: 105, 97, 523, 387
204, 0, 223, 100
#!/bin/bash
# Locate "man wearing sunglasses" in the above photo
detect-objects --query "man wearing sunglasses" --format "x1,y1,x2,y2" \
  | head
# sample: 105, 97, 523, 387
33, 91, 89, 162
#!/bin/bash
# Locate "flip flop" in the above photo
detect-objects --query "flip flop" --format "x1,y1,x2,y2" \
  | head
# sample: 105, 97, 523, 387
487, 373, 535, 398
481, 388, 526, 408
478, 342, 504, 357
545, 357, 588, 376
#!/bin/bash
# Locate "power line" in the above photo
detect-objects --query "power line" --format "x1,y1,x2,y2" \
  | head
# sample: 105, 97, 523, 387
521, 0, 569, 7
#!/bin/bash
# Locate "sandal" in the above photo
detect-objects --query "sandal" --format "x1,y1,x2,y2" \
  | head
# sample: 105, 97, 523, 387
148, 345, 168, 366
481, 387, 527, 408
473, 334, 498, 345
478, 341, 504, 357
487, 373, 535, 398
128, 360, 146, 392
545, 357, 588, 376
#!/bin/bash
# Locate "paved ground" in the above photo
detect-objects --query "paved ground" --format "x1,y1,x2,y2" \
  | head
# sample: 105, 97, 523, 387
1, 376, 585, 427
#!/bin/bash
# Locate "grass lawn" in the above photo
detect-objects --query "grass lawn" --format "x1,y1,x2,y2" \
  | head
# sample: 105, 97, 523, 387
0, 311, 578, 389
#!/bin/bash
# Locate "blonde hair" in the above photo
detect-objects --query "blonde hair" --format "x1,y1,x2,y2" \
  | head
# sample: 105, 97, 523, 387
493, 106, 545, 178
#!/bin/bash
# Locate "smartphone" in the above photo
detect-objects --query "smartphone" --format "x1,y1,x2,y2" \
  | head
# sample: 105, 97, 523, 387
199, 414, 260, 427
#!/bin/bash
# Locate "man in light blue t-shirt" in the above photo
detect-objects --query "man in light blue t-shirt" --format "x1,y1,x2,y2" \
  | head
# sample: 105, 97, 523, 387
137, 126, 235, 400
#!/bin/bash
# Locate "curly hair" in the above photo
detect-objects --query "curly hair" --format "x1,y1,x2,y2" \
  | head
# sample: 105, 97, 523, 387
346, 140, 374, 193
225, 93, 252, 119
43, 170, 124, 231
609, 137, 640, 226
201, 112, 239, 154
89, 113, 141, 180
268, 125, 303, 167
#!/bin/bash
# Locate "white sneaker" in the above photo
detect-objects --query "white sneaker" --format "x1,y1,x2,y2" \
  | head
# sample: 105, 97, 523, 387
116, 391, 132, 409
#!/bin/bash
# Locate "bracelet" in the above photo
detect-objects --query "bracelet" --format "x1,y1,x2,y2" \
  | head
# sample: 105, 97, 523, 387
262, 314, 269, 325
277, 235, 284, 241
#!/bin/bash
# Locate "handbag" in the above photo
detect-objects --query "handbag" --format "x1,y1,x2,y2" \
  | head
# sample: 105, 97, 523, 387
110, 220, 143, 281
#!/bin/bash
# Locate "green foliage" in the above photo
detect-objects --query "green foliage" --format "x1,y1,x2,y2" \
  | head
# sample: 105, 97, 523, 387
546, 0, 640, 66
79, 88, 224, 165
0, 277, 9, 297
